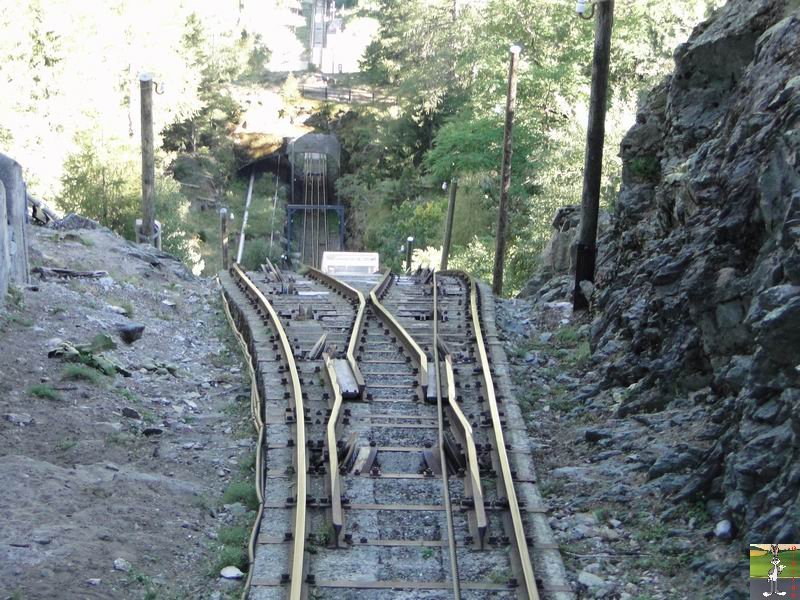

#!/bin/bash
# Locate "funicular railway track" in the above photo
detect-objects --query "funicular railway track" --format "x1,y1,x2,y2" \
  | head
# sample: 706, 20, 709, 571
220, 263, 572, 600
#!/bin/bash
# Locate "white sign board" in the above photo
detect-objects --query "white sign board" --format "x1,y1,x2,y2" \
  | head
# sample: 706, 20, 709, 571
321, 251, 380, 275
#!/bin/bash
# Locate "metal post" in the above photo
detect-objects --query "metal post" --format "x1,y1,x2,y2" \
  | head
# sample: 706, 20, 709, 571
491, 45, 521, 296
573, 0, 614, 311
236, 171, 255, 264
139, 73, 156, 246
440, 178, 458, 271
405, 236, 414, 272
290, 140, 295, 204
220, 208, 230, 269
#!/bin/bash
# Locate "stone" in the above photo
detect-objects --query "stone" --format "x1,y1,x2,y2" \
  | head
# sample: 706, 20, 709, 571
584, 428, 612, 443
577, 570, 605, 590
117, 323, 145, 344
4, 413, 33, 425
113, 558, 131, 572
86, 579, 102, 587
647, 449, 699, 480
52, 213, 101, 230
219, 566, 244, 580
142, 427, 163, 436
714, 519, 733, 540
121, 407, 142, 420
94, 422, 123, 434
224, 502, 247, 517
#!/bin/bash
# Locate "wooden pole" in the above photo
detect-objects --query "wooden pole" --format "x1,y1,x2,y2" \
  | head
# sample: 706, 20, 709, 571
405, 236, 414, 272
236, 171, 256, 264
440, 178, 458, 271
139, 73, 156, 246
220, 208, 230, 270
491, 45, 520, 296
573, 0, 614, 311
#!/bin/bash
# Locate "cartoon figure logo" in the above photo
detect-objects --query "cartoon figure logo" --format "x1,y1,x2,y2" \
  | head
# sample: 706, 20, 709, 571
751, 544, 798, 599
765, 544, 787, 597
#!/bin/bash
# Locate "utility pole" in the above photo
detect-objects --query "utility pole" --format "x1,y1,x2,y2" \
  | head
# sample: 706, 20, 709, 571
573, 0, 614, 311
139, 73, 156, 247
220, 208, 230, 269
492, 45, 521, 296
405, 236, 414, 272
440, 178, 458, 271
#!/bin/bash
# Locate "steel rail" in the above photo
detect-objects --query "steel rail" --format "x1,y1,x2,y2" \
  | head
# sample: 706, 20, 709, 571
322, 155, 328, 255
305, 267, 366, 393
432, 271, 461, 599
312, 155, 319, 267
441, 348, 488, 545
302, 154, 310, 264
467, 274, 539, 600
369, 269, 429, 395
231, 263, 308, 600
219, 281, 266, 600
321, 352, 345, 543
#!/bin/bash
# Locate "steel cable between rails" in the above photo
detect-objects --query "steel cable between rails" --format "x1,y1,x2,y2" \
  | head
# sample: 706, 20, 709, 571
218, 281, 265, 600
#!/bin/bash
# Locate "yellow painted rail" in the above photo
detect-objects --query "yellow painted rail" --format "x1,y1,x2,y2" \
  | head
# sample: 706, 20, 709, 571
231, 264, 308, 600
306, 266, 366, 394
369, 269, 429, 395
322, 353, 345, 541
218, 281, 266, 600
468, 275, 539, 600
441, 351, 488, 543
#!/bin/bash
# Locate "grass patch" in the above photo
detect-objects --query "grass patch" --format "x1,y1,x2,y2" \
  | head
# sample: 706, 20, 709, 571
221, 481, 259, 511
219, 525, 249, 546
637, 521, 669, 543
87, 333, 117, 352
211, 544, 248, 575
7, 284, 24, 309
105, 432, 135, 446
629, 155, 660, 182
553, 325, 581, 348
239, 451, 256, 476
487, 568, 511, 584
2, 310, 34, 328
62, 364, 105, 384
118, 388, 140, 403
28, 383, 61, 401
111, 299, 135, 318
55, 438, 78, 451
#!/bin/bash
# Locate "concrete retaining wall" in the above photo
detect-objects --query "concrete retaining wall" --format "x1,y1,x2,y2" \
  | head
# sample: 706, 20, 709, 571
0, 154, 30, 306
0, 180, 8, 302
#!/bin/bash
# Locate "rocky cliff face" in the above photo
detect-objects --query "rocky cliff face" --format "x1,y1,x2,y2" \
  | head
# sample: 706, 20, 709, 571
593, 0, 800, 542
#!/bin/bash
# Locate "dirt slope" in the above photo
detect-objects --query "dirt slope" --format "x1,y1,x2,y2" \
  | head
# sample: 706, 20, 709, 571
0, 224, 254, 600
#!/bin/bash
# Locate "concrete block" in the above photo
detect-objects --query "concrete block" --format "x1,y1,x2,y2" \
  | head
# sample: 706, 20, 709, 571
0, 154, 29, 285
0, 180, 8, 304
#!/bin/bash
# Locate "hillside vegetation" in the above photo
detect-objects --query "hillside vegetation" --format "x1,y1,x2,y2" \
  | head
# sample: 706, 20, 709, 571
332, 0, 723, 292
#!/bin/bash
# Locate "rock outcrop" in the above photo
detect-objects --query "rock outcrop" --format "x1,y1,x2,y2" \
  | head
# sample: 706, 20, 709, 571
591, 0, 800, 542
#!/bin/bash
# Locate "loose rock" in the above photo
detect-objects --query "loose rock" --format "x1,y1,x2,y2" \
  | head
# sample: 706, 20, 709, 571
113, 558, 131, 572
220, 566, 244, 579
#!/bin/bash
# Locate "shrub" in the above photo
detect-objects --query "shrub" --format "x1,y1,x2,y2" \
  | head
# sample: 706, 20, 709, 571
61, 364, 105, 384
28, 384, 61, 401
221, 481, 259, 511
